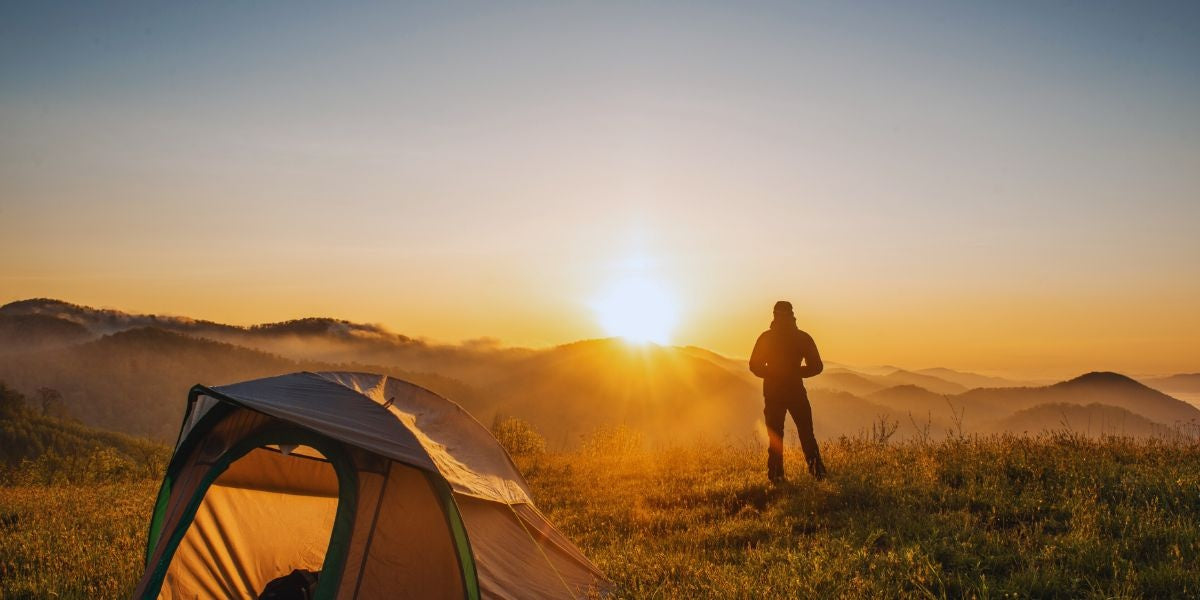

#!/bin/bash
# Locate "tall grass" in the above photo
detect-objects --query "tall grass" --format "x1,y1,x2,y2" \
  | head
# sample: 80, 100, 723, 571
521, 432, 1200, 599
2, 433, 1198, 598
0, 481, 157, 598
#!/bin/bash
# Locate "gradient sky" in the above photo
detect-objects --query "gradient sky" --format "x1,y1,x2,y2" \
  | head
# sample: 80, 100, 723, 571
2, 1, 1198, 377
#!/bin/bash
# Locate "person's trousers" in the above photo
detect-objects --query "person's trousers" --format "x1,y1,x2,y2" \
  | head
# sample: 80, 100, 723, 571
764, 390, 825, 480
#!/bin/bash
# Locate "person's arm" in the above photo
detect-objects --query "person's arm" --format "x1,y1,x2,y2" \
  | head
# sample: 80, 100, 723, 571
798, 333, 823, 378
749, 333, 769, 378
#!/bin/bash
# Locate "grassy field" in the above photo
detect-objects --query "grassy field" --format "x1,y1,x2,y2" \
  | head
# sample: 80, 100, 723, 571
3, 433, 1199, 598
0, 481, 158, 598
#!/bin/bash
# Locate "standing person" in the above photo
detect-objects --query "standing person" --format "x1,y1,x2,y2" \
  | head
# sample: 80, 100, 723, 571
749, 300, 826, 483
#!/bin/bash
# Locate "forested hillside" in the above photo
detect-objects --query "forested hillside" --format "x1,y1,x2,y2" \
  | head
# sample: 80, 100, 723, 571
0, 383, 168, 484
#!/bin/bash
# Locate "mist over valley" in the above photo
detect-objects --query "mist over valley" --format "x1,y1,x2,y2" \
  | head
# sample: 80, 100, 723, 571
3, 299, 1196, 446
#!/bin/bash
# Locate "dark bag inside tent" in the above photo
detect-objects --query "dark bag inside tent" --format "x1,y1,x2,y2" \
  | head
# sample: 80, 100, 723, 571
259, 568, 320, 600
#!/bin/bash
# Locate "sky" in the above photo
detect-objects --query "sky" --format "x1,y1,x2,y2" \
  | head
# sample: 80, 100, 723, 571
2, 1, 1198, 377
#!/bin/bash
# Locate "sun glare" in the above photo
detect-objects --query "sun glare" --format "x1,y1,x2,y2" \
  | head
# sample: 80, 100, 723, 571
592, 276, 679, 345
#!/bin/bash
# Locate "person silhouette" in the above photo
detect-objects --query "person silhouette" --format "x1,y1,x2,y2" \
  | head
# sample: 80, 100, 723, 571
749, 300, 826, 482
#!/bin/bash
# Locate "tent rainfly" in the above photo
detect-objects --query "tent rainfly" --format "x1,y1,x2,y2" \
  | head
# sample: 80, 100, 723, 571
134, 371, 607, 599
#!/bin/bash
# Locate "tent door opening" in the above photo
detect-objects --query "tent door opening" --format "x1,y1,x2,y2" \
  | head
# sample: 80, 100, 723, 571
150, 430, 357, 600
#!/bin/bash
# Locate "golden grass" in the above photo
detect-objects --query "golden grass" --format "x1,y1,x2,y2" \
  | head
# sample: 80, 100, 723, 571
524, 433, 1200, 599
3, 434, 1199, 598
0, 481, 157, 598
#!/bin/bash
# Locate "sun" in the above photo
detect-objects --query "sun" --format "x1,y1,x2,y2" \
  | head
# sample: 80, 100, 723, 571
591, 276, 679, 345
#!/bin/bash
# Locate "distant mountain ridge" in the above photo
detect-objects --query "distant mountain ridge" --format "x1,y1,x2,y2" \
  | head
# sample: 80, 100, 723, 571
1140, 373, 1200, 395
0, 313, 92, 352
1, 298, 240, 336
0, 298, 533, 382
811, 370, 887, 397
955, 372, 1200, 430
810, 368, 968, 396
0, 298, 414, 344
989, 402, 1171, 438
1, 298, 1196, 445
914, 367, 1029, 389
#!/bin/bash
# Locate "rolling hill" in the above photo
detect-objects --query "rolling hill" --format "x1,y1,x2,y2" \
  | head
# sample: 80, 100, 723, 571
809, 369, 888, 397
956, 372, 1200, 431
0, 327, 482, 440
985, 402, 1173, 438
878, 369, 968, 395
1, 299, 1195, 445
809, 367, 967, 397
914, 367, 1027, 390
806, 389, 908, 438
0, 382, 169, 482
0, 313, 92, 353
1140, 373, 1200, 395
865, 384, 960, 433
0, 298, 531, 384
481, 338, 762, 445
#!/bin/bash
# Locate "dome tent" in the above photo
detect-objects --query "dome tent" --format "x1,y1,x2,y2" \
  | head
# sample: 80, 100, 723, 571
135, 371, 606, 599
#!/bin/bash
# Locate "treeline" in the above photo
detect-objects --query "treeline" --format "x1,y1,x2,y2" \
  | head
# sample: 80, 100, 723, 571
0, 382, 169, 485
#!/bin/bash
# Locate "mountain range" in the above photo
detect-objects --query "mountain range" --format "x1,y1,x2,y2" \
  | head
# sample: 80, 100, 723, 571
1, 298, 1196, 446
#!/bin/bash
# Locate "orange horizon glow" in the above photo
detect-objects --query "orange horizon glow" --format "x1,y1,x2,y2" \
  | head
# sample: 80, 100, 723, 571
1, 277, 1196, 381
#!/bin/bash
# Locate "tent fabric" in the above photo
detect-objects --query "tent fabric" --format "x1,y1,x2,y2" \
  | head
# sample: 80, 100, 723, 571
138, 371, 607, 599
199, 372, 532, 504
322, 372, 533, 504
457, 496, 605, 600
144, 407, 277, 582
161, 447, 342, 597
217, 446, 340, 497
199, 373, 439, 474
349, 460, 467, 599
332, 468, 386, 598
163, 480, 338, 598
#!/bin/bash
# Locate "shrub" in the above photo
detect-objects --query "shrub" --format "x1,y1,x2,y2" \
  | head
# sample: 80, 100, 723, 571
491, 416, 547, 457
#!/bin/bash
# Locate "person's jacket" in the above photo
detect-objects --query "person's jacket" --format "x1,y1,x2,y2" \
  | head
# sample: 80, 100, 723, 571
749, 320, 823, 398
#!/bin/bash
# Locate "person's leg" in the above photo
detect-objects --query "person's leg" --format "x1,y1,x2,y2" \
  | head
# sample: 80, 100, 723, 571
789, 390, 826, 479
763, 397, 786, 482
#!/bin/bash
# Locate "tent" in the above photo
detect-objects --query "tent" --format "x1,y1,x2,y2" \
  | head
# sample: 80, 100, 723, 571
134, 371, 607, 599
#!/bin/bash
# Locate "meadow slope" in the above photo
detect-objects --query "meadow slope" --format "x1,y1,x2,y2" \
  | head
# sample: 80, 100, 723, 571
3, 433, 1199, 599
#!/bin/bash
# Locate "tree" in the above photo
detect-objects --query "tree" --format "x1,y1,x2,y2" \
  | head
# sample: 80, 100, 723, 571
0, 382, 25, 419
37, 387, 68, 420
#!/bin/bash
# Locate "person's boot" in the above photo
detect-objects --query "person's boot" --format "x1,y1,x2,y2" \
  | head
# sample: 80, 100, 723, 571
767, 454, 784, 484
807, 455, 827, 481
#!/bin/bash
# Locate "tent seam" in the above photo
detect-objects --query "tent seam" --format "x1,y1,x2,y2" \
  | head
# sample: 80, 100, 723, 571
351, 460, 392, 599
505, 502, 580, 600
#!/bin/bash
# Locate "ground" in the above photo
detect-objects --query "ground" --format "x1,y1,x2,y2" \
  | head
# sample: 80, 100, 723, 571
3, 434, 1199, 598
